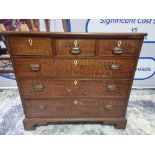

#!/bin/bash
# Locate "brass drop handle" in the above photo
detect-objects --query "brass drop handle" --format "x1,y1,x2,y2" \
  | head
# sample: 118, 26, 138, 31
37, 105, 47, 111
70, 40, 81, 54
112, 40, 124, 55
33, 85, 44, 92
107, 85, 117, 92
28, 38, 33, 46
110, 64, 120, 70
28, 64, 41, 71
104, 104, 113, 111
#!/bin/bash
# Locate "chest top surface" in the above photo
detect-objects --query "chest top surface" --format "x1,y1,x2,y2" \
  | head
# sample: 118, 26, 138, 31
0, 31, 147, 38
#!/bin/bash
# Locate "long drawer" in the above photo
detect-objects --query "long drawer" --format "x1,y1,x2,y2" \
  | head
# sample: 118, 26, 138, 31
19, 78, 131, 98
24, 98, 127, 118
13, 58, 137, 78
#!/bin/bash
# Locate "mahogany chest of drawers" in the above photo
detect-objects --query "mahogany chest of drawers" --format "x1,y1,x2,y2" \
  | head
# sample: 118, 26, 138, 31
1, 32, 147, 130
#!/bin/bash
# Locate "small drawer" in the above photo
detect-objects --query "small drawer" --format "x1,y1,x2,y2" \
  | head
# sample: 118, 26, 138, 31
24, 98, 127, 118
19, 78, 131, 98
99, 39, 143, 57
7, 37, 52, 56
55, 39, 95, 57
13, 58, 137, 79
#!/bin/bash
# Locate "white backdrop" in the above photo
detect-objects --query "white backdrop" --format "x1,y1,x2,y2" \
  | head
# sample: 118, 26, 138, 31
69, 19, 155, 88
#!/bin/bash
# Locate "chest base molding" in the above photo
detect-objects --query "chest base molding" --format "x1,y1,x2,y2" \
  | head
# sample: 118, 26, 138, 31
23, 117, 127, 130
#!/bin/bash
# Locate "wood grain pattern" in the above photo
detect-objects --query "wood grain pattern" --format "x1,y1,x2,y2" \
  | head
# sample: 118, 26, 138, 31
55, 39, 95, 56
19, 78, 131, 98
99, 39, 143, 57
13, 57, 137, 78
24, 98, 127, 118
7, 37, 52, 56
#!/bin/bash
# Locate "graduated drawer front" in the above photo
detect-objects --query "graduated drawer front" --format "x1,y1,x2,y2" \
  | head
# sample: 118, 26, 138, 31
99, 39, 143, 57
19, 79, 131, 98
24, 98, 127, 118
14, 58, 136, 78
7, 37, 52, 56
55, 39, 95, 56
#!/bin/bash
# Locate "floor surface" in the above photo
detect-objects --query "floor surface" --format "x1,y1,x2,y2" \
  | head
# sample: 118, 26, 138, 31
0, 89, 155, 135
